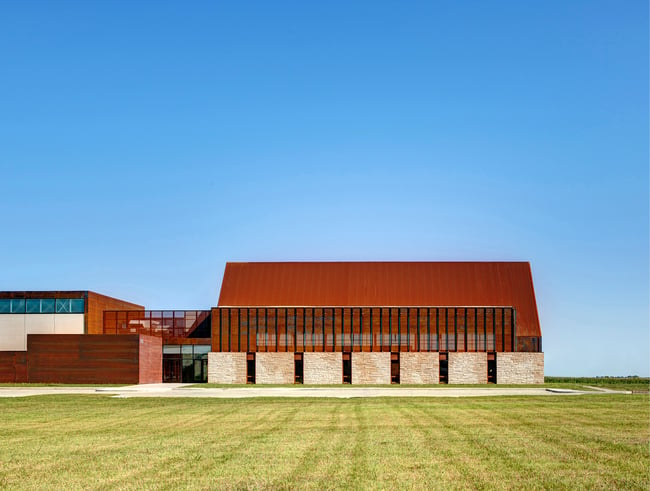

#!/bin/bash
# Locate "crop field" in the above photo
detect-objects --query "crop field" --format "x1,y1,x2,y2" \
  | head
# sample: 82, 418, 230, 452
0, 393, 648, 490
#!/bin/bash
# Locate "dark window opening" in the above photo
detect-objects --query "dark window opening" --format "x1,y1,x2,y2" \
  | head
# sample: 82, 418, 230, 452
342, 352, 352, 384
247, 352, 256, 384
391, 352, 400, 384
487, 352, 497, 384
294, 352, 304, 384
439, 352, 448, 384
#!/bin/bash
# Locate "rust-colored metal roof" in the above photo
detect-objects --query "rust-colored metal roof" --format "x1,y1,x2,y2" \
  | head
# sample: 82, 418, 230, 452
217, 262, 541, 337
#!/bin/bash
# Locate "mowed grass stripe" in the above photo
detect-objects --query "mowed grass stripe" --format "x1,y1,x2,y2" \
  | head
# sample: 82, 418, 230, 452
408, 400, 549, 489
0, 395, 647, 490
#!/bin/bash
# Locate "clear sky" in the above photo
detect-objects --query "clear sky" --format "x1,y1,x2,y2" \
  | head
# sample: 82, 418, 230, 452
1, 1, 647, 376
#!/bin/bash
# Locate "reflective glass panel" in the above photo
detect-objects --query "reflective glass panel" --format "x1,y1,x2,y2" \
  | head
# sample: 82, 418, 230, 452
26, 299, 41, 313
69, 299, 84, 313
56, 299, 71, 313
10, 299, 25, 313
194, 345, 211, 355
163, 345, 181, 354
41, 299, 55, 313
0, 299, 10, 313
194, 345, 210, 359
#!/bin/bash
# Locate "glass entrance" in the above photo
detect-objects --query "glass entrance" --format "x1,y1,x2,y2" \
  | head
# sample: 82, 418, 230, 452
163, 358, 182, 383
163, 344, 210, 383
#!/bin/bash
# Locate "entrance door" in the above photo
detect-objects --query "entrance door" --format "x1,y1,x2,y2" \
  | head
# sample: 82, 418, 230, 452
192, 359, 208, 383
163, 359, 182, 383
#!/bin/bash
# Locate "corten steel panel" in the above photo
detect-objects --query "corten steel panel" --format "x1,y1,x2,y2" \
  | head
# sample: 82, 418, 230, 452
26, 334, 158, 384
87, 291, 144, 334
217, 262, 541, 337
0, 351, 28, 383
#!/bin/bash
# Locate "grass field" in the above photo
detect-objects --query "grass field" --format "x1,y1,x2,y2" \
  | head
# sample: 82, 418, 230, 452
544, 377, 650, 392
0, 394, 648, 490
197, 376, 650, 391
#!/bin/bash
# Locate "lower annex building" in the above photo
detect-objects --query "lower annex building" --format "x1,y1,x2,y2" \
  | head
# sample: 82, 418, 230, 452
0, 262, 544, 384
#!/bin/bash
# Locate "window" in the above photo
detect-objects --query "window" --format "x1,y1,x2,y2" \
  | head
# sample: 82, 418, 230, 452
163, 345, 181, 355
25, 299, 40, 313
56, 299, 71, 313
0, 300, 10, 313
26, 299, 56, 313
55, 299, 85, 314
70, 299, 84, 313
10, 299, 25, 313
0, 297, 83, 314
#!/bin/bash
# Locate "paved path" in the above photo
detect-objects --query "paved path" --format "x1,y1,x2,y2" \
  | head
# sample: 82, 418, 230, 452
581, 385, 633, 394
0, 384, 612, 398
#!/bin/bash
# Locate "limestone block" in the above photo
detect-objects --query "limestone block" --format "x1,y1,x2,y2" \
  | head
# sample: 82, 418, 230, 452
208, 352, 247, 384
352, 352, 391, 385
303, 352, 342, 384
400, 352, 439, 384
448, 352, 487, 384
496, 352, 544, 384
256, 352, 294, 384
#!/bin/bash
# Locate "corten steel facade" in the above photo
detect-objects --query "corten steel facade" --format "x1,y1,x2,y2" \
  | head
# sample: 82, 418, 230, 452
209, 262, 544, 384
0, 261, 544, 385
212, 306, 522, 353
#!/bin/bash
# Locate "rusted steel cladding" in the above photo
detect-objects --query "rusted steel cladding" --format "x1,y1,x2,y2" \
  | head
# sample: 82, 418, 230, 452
0, 351, 28, 383
87, 292, 143, 334
217, 262, 541, 337
211, 306, 529, 353
26, 334, 161, 384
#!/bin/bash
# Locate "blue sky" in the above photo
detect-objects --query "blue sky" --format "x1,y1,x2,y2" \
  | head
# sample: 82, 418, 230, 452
1, 1, 647, 376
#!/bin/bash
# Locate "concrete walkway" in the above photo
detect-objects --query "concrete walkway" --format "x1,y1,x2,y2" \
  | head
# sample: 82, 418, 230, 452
0, 384, 615, 398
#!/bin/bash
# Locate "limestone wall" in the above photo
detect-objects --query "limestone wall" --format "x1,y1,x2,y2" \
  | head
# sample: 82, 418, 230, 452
400, 352, 439, 384
448, 352, 487, 384
352, 352, 391, 384
207, 352, 247, 384
497, 352, 544, 384
256, 352, 294, 384
303, 352, 342, 384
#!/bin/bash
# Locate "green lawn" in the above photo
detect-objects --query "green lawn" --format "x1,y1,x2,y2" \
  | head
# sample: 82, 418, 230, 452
0, 394, 648, 490
196, 376, 650, 391
545, 377, 650, 392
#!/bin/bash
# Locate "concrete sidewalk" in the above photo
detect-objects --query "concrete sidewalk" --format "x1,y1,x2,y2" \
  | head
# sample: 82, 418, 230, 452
0, 384, 607, 398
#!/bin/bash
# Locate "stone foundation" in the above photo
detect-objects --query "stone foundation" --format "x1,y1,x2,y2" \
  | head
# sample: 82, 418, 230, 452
256, 352, 294, 384
352, 352, 391, 384
448, 352, 487, 384
303, 352, 342, 384
497, 352, 544, 384
207, 352, 247, 384
400, 352, 439, 384
207, 351, 542, 385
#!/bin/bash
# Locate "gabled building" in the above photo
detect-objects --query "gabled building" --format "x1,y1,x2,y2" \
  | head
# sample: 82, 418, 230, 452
209, 262, 544, 384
